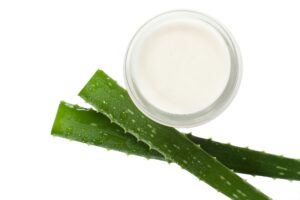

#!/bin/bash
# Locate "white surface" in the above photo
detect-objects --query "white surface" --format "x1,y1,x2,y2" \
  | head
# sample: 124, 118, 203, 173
130, 12, 231, 114
0, 1, 299, 199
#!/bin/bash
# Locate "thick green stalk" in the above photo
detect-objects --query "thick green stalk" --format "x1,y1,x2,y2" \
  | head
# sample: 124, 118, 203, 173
52, 101, 300, 181
78, 69, 271, 200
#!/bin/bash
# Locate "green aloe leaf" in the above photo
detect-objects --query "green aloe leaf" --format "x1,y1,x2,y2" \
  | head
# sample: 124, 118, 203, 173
52, 101, 300, 181
78, 69, 271, 200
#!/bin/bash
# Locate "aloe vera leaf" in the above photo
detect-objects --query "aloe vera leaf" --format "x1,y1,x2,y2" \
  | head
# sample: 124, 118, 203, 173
79, 70, 271, 200
53, 102, 300, 180
52, 101, 300, 181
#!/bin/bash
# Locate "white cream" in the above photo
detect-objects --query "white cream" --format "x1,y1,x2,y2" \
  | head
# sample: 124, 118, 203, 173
130, 17, 231, 115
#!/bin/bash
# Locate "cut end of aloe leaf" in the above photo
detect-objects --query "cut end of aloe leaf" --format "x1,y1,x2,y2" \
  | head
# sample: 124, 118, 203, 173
51, 101, 164, 160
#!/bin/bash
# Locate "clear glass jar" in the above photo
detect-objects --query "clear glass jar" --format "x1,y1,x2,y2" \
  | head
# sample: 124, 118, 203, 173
124, 10, 242, 127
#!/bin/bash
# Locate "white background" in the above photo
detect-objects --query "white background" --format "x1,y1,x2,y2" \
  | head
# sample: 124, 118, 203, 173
0, 0, 300, 199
